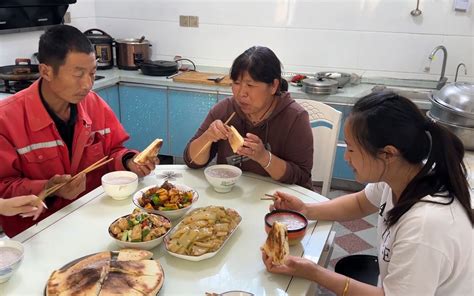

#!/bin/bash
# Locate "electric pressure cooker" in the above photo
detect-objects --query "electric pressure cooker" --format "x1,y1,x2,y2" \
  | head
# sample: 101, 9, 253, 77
84, 29, 114, 69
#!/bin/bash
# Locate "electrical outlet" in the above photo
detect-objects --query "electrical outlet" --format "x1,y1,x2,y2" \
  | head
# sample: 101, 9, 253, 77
189, 16, 199, 28
179, 15, 189, 27
63, 11, 71, 24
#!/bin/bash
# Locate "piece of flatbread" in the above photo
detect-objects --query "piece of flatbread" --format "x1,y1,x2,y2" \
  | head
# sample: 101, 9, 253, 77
117, 249, 153, 261
109, 260, 163, 277
262, 221, 289, 265
133, 138, 163, 165
46, 252, 111, 296
228, 125, 244, 153
48, 265, 109, 296
98, 273, 144, 296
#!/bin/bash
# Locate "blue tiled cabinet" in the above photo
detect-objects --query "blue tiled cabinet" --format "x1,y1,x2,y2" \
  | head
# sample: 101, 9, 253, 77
118, 83, 169, 154
96, 85, 120, 118
168, 88, 218, 157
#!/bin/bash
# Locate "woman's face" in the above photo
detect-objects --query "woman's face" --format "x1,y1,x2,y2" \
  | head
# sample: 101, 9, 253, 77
343, 120, 386, 183
231, 71, 279, 116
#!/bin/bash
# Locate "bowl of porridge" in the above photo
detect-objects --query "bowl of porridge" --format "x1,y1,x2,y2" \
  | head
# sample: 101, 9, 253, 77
265, 210, 308, 245
204, 164, 242, 193
101, 171, 139, 200
0, 240, 24, 283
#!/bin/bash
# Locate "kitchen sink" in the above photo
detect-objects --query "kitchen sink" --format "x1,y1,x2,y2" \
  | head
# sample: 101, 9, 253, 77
371, 85, 432, 102
363, 77, 439, 89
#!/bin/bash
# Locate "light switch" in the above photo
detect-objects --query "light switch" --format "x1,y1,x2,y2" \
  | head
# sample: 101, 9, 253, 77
179, 15, 189, 27
189, 16, 199, 28
454, 0, 470, 12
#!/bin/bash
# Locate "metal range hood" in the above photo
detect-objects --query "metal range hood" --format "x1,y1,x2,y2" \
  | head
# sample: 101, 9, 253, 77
0, 0, 76, 33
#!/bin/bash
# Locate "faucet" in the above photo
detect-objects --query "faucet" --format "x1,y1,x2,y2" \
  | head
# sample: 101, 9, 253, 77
426, 45, 448, 89
454, 63, 467, 82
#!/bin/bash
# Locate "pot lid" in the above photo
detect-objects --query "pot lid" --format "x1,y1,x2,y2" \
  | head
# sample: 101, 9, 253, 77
301, 77, 338, 88
432, 82, 474, 114
141, 60, 177, 68
115, 38, 150, 45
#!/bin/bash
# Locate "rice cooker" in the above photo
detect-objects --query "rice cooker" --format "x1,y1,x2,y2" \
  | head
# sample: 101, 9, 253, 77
115, 37, 151, 70
84, 29, 114, 70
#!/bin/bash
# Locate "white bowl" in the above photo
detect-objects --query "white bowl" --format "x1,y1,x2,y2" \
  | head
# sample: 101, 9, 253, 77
108, 213, 171, 250
0, 240, 24, 283
132, 183, 199, 220
101, 171, 138, 200
204, 164, 242, 193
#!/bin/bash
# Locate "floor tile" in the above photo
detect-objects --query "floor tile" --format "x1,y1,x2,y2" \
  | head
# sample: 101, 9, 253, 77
354, 228, 378, 248
332, 222, 351, 238
363, 213, 379, 226
354, 247, 378, 257
339, 218, 373, 232
335, 233, 373, 254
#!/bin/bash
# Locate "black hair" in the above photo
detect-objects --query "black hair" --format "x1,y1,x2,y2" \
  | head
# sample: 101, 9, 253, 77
38, 25, 94, 73
348, 91, 473, 227
230, 46, 286, 94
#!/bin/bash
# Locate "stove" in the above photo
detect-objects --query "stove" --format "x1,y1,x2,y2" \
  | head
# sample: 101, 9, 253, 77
0, 75, 106, 95
0, 79, 34, 94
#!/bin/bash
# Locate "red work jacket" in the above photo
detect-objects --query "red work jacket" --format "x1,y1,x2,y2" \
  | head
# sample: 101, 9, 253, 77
0, 80, 136, 237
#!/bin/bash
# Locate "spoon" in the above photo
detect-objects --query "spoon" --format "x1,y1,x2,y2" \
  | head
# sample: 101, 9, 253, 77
410, 0, 422, 16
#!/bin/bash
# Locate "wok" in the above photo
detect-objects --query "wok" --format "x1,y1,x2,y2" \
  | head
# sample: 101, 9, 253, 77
138, 58, 196, 77
0, 59, 40, 81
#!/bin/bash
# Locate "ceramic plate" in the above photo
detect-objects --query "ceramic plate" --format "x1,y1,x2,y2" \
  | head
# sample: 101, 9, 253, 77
164, 207, 242, 261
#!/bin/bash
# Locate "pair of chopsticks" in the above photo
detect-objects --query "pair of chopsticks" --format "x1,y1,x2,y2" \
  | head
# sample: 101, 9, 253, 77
260, 193, 278, 201
36, 156, 114, 202
190, 112, 236, 164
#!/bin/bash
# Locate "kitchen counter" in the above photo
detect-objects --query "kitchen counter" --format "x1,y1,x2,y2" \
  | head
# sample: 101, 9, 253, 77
0, 67, 432, 110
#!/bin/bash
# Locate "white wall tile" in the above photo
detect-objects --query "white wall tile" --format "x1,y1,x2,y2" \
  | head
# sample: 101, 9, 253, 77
357, 32, 444, 74
0, 0, 472, 81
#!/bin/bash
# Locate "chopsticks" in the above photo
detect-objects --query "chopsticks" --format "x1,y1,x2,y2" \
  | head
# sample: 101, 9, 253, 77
190, 112, 236, 164
260, 193, 278, 201
36, 156, 114, 202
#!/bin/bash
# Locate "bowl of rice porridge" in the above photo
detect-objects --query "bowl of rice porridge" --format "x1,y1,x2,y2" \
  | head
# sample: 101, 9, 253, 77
204, 164, 242, 193
0, 240, 24, 283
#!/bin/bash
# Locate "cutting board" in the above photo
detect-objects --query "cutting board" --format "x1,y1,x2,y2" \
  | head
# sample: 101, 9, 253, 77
173, 71, 232, 86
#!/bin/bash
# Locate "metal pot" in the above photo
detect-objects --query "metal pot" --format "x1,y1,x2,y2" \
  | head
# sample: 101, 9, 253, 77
429, 82, 474, 127
316, 71, 351, 88
84, 28, 114, 70
115, 37, 151, 70
427, 111, 474, 150
301, 77, 338, 95
0, 58, 39, 81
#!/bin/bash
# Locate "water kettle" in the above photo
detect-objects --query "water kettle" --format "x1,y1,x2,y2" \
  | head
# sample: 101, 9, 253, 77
84, 29, 114, 70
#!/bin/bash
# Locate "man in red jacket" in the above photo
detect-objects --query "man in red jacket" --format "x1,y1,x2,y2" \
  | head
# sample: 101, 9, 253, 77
0, 25, 157, 237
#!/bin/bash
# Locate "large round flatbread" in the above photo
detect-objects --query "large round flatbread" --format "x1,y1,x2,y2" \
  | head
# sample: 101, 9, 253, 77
46, 249, 163, 296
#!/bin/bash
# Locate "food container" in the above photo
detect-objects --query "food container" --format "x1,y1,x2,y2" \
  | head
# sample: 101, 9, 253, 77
108, 212, 171, 250
0, 240, 24, 283
264, 210, 308, 245
132, 183, 199, 220
301, 77, 338, 95
204, 164, 242, 193
101, 171, 138, 200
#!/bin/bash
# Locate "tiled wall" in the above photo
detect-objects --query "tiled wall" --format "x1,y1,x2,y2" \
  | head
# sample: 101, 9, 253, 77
1, 0, 473, 82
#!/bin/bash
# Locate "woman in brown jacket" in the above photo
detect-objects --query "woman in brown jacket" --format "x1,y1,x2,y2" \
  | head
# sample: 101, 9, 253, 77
184, 46, 313, 189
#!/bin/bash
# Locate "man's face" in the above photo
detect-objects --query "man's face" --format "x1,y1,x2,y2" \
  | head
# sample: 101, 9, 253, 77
43, 52, 97, 104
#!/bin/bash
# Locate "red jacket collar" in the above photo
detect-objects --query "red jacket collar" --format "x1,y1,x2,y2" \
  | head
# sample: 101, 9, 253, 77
25, 79, 92, 131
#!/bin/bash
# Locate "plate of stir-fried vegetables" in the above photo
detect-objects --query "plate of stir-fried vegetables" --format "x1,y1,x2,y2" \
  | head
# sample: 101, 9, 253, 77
133, 181, 199, 220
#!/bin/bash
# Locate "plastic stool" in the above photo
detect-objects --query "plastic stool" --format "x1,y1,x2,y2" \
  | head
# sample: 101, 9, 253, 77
334, 255, 379, 286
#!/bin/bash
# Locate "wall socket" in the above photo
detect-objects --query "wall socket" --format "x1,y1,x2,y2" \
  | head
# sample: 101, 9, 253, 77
179, 15, 189, 27
63, 11, 71, 24
189, 16, 199, 27
179, 15, 199, 27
